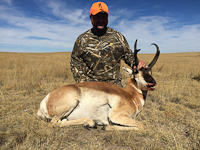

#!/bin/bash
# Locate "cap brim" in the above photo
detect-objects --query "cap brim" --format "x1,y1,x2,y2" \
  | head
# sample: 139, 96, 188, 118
91, 11, 108, 16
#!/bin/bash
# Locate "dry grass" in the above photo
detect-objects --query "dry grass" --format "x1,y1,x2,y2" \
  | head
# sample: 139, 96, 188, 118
0, 51, 199, 150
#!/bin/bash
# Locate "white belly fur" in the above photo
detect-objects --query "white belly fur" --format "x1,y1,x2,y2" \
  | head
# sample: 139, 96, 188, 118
67, 89, 119, 125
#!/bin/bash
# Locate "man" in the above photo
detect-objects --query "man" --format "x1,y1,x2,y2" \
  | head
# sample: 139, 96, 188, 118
70, 2, 145, 87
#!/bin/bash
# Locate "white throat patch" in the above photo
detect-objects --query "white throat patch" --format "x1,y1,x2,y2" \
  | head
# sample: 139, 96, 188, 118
130, 81, 142, 94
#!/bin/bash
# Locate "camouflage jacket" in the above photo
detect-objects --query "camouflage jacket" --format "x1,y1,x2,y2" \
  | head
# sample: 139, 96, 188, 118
70, 27, 136, 87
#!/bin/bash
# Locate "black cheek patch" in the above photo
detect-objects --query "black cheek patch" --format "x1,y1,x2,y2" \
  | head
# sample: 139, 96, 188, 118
143, 72, 156, 85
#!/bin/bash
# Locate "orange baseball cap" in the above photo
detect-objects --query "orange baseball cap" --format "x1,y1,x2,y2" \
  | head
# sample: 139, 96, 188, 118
90, 2, 109, 16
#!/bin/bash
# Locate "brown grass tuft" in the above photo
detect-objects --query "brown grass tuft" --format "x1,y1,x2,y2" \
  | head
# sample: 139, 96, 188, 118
0, 52, 200, 149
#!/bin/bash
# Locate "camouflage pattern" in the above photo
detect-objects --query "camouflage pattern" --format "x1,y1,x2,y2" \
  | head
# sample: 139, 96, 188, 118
70, 27, 136, 87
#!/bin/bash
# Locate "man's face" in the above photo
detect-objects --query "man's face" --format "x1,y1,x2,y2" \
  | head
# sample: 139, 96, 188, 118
90, 13, 108, 32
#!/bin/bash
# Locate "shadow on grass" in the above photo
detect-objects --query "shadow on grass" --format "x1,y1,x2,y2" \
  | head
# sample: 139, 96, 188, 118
192, 75, 200, 82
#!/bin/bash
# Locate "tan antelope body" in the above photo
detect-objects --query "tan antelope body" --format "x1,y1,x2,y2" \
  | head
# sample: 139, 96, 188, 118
37, 40, 160, 130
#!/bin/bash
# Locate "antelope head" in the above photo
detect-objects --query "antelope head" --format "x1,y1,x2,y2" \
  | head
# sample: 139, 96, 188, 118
123, 39, 160, 91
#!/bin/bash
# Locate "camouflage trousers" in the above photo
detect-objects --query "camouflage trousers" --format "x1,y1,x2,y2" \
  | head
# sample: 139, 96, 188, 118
106, 80, 123, 87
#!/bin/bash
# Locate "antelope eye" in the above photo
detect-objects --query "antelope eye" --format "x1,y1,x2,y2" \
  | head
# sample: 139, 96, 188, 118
134, 70, 139, 74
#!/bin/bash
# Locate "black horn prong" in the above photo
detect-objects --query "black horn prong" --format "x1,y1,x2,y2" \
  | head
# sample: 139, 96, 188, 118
134, 39, 140, 67
148, 43, 160, 69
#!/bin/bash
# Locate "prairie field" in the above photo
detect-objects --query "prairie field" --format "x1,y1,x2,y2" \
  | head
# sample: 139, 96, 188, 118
0, 51, 200, 149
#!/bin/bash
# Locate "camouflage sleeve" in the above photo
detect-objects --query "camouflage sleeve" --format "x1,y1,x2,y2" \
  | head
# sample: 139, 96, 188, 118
120, 34, 137, 68
70, 37, 90, 83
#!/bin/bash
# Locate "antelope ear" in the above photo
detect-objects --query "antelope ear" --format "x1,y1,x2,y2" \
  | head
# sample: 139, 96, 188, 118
122, 67, 132, 75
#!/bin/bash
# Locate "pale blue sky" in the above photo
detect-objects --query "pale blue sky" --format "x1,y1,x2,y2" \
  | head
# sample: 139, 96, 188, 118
0, 0, 200, 53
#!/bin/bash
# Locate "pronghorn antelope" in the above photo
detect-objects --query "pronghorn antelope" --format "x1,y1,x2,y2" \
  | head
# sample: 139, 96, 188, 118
37, 40, 160, 130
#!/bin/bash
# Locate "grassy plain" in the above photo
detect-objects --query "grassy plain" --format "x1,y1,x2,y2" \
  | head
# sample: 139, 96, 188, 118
0, 52, 200, 149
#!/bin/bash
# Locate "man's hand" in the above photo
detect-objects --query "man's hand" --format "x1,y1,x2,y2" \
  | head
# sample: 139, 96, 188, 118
134, 60, 146, 70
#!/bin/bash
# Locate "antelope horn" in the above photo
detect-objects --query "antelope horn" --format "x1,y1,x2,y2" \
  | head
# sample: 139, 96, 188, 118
148, 43, 160, 69
134, 39, 141, 67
